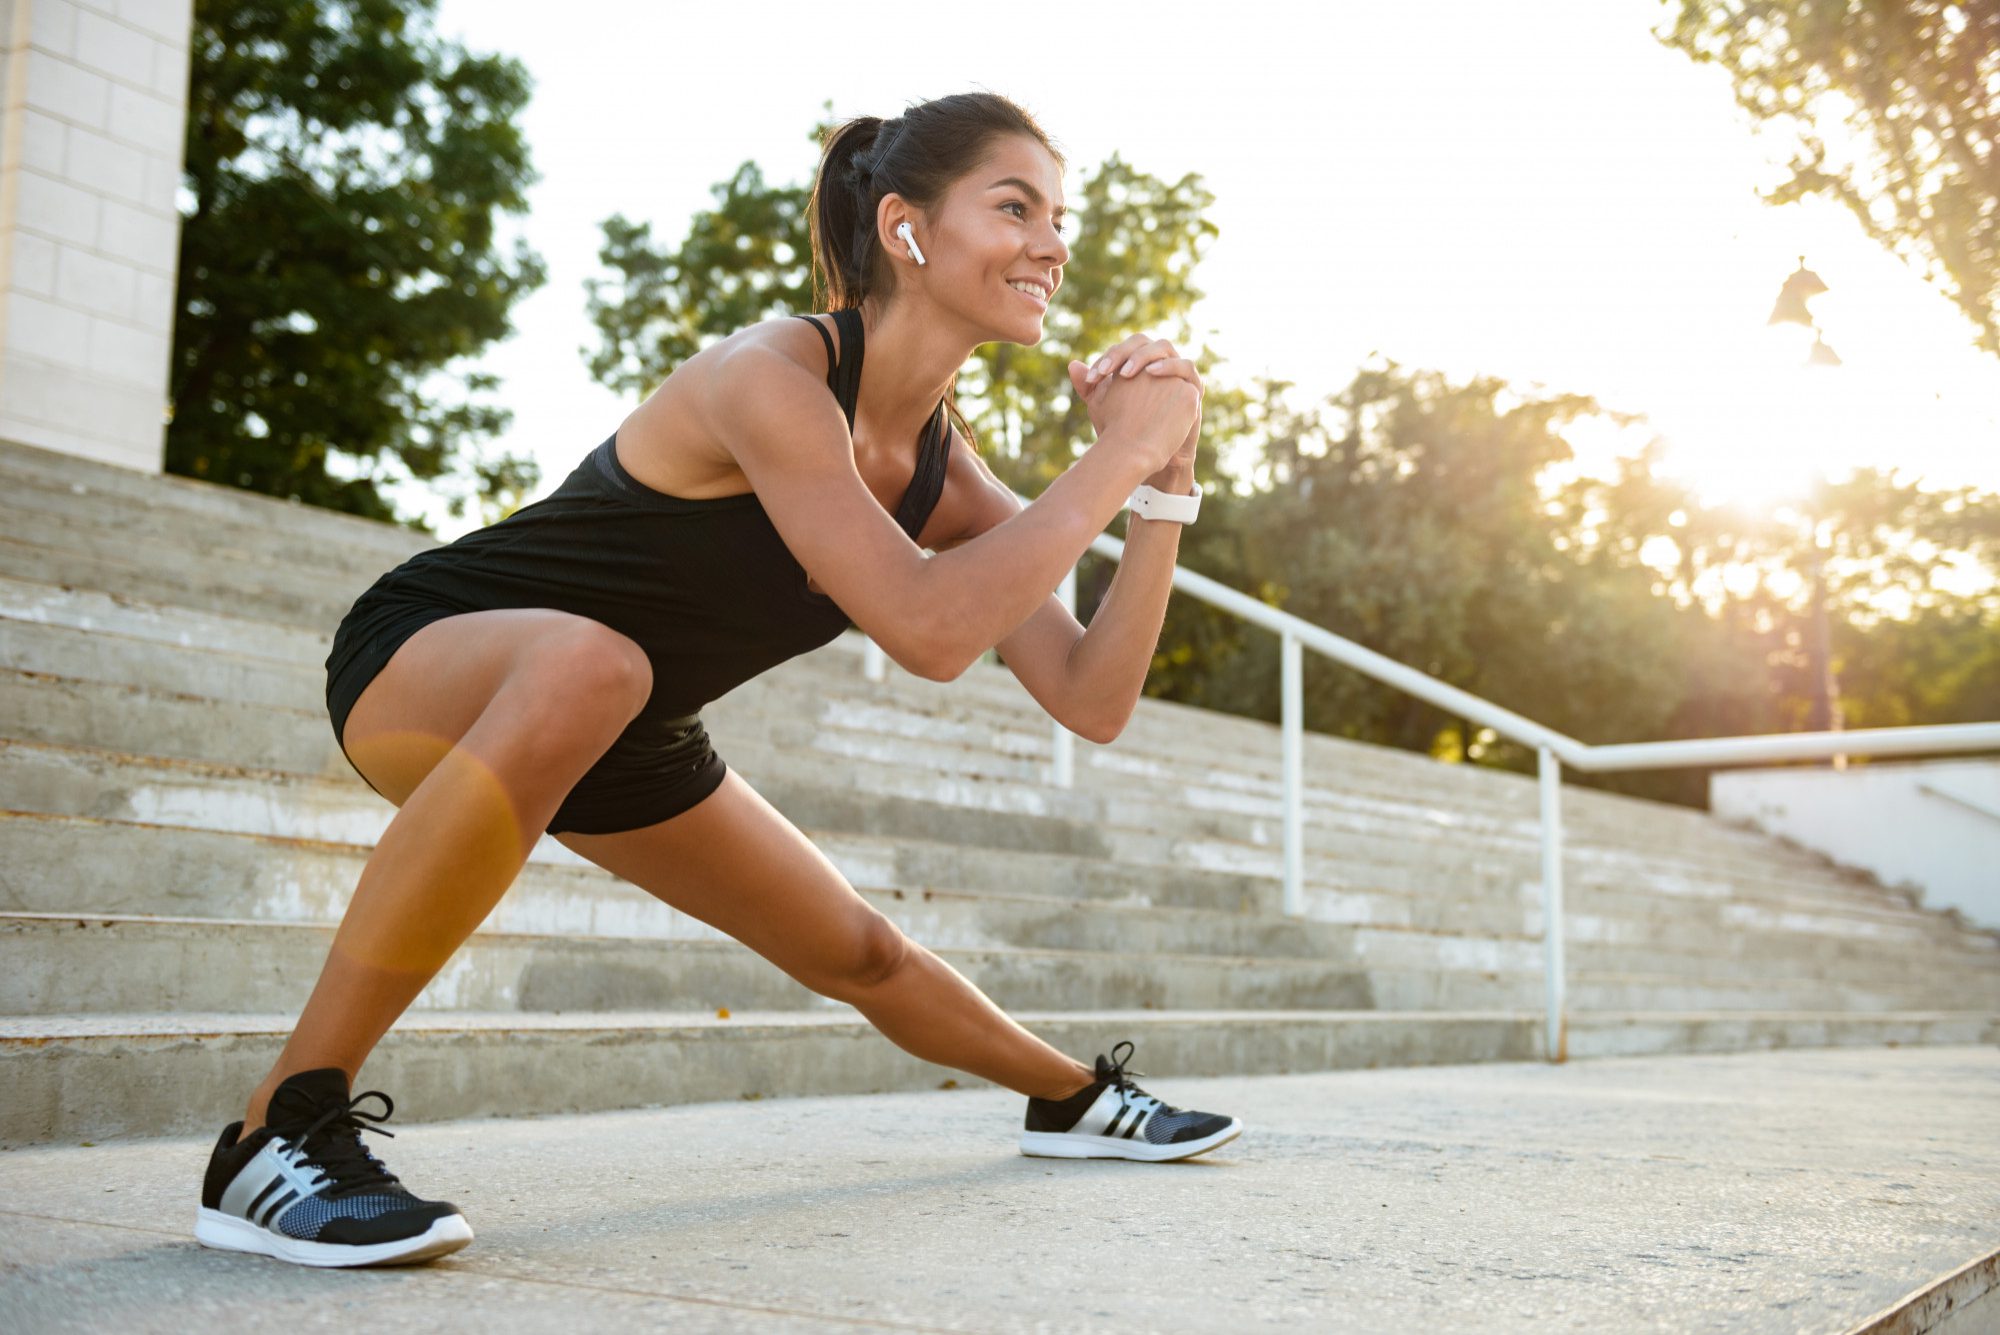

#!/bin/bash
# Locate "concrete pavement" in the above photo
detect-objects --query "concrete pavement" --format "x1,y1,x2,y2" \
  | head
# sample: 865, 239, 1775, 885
2, 1044, 1996, 1333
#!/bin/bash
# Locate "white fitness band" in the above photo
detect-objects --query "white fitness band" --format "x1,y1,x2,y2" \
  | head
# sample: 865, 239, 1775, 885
1126, 481, 1202, 524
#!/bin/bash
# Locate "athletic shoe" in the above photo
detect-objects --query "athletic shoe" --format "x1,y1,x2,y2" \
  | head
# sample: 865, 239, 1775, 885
195, 1066, 473, 1267
1019, 1040, 1243, 1161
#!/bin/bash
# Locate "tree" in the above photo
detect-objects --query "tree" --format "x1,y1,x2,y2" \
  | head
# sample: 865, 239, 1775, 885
1655, 0, 2000, 358
1557, 446, 2000, 796
171, 0, 546, 529
583, 161, 811, 399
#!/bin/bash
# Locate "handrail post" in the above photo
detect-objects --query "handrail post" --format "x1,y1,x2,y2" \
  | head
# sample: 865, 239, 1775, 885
1282, 631, 1303, 917
1538, 746, 1567, 1063
1050, 563, 1077, 788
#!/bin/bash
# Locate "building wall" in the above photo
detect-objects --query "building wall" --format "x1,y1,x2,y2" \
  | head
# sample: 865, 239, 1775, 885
0, 0, 190, 472
1711, 759, 2000, 930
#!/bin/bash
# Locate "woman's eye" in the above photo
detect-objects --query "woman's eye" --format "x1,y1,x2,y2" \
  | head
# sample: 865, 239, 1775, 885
1005, 201, 1069, 235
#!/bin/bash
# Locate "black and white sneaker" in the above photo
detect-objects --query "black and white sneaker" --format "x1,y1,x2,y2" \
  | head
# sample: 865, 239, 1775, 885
1020, 1040, 1243, 1162
196, 1067, 473, 1267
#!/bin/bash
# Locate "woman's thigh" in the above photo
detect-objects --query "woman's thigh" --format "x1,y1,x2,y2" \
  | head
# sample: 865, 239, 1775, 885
552, 768, 906, 997
341, 607, 653, 809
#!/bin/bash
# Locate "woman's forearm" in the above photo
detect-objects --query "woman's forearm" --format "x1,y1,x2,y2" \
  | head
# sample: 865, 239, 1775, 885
918, 436, 1157, 676
1059, 464, 1195, 740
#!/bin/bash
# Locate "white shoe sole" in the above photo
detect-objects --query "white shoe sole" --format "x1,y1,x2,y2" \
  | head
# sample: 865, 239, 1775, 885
195, 1206, 473, 1267
1020, 1117, 1242, 1162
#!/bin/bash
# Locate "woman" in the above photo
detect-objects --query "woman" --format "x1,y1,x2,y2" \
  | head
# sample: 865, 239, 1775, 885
195, 91, 1234, 1270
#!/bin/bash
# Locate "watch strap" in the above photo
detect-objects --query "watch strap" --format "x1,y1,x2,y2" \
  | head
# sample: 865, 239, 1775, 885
1127, 481, 1202, 524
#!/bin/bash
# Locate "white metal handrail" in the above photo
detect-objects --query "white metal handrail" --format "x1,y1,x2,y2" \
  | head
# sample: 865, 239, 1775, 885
860, 507, 2000, 1063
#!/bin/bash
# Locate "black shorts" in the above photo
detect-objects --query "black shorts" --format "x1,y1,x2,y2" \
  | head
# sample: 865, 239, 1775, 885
324, 595, 729, 836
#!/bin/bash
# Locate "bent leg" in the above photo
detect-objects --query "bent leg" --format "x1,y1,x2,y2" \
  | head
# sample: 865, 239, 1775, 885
244, 610, 653, 1132
555, 769, 1095, 1100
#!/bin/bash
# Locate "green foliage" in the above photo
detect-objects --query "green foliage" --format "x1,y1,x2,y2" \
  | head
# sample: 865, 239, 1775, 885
1836, 601, 2000, 728
1655, 0, 1999, 358
584, 162, 813, 398
171, 0, 547, 530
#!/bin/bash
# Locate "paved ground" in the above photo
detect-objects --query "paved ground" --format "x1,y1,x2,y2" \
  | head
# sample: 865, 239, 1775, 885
2, 1044, 1996, 1333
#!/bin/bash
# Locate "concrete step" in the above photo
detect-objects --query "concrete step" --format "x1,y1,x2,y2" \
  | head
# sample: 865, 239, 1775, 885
0, 488, 393, 616
0, 591, 1910, 911
4, 911, 1987, 1020
1, 618, 319, 714
774, 651, 1901, 887
3, 735, 1984, 975
7, 803, 1995, 1002
4, 717, 1987, 986
0, 642, 1945, 939
0, 912, 1382, 1016
7, 1006, 1993, 1146
11, 799, 1952, 975
0, 562, 1919, 932
0, 806, 1301, 937
0, 555, 1885, 893
1, 468, 411, 581
0, 573, 329, 664
0, 531, 362, 630
725, 669, 1911, 900
0, 437, 434, 565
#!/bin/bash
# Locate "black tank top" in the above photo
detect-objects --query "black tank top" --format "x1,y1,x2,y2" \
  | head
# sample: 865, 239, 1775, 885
349, 308, 950, 719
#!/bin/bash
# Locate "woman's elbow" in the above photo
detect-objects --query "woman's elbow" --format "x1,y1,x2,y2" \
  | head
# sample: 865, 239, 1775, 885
889, 626, 970, 682
1071, 709, 1127, 745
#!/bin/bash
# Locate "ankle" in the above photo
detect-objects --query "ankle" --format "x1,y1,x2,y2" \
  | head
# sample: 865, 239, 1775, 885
241, 1079, 282, 1137
1036, 1064, 1097, 1102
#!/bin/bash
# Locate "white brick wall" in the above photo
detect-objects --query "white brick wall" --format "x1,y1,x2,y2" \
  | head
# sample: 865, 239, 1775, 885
0, 0, 191, 473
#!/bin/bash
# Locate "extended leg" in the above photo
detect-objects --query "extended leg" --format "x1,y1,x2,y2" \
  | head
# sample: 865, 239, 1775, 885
556, 768, 1095, 1100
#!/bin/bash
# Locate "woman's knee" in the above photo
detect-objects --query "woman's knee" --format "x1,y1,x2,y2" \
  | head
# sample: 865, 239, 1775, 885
535, 622, 653, 713
813, 911, 912, 998
501, 623, 653, 740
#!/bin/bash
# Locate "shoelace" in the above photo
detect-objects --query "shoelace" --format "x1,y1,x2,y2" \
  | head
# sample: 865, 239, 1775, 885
1101, 1040, 1183, 1117
268, 1088, 405, 1198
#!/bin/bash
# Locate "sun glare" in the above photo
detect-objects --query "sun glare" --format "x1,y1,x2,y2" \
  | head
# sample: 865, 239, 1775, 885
1653, 319, 1862, 511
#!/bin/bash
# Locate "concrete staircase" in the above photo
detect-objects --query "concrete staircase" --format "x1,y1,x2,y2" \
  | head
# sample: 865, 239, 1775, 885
4, 437, 1997, 1146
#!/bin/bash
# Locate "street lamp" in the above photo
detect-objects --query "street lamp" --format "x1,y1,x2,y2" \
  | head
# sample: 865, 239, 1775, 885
1767, 256, 1843, 366
1766, 256, 1846, 759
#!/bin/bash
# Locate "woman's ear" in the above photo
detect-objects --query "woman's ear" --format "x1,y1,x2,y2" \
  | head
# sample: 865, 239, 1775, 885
877, 195, 920, 263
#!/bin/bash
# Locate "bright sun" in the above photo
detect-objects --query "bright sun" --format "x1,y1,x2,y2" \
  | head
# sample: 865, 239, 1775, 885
1652, 322, 1866, 511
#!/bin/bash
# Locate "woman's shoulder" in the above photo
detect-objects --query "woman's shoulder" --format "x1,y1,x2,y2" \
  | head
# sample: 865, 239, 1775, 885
721, 311, 844, 382
612, 315, 839, 501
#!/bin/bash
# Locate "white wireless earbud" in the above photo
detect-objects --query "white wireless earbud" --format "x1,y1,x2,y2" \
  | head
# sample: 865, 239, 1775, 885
897, 221, 927, 267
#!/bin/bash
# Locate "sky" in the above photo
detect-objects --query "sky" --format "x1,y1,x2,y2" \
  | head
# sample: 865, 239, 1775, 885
403, 0, 1999, 541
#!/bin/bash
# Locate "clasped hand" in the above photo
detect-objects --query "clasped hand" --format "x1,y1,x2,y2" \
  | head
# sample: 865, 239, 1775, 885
1067, 334, 1204, 481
